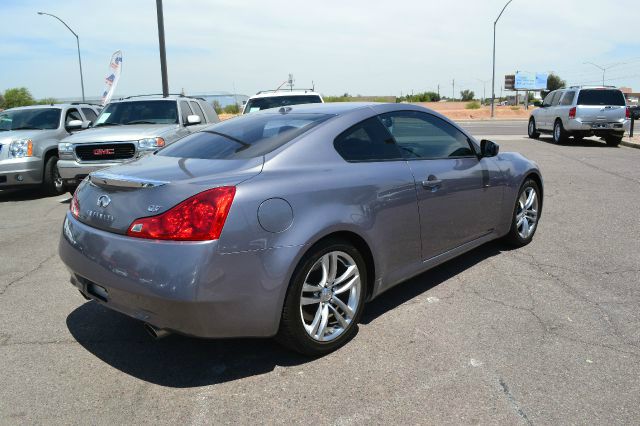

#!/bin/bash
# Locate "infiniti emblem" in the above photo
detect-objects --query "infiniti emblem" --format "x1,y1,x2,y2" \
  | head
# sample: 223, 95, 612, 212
97, 195, 111, 208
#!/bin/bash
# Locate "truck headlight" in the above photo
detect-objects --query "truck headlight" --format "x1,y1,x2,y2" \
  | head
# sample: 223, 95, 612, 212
138, 137, 165, 150
9, 139, 33, 158
58, 143, 74, 153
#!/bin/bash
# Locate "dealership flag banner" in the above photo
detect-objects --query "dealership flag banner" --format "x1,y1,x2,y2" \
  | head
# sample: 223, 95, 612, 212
101, 50, 123, 106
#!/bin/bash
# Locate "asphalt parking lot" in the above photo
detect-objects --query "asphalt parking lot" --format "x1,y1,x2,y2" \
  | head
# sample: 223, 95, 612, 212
1, 121, 639, 424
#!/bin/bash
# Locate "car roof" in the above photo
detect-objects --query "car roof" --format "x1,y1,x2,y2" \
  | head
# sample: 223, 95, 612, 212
2, 103, 98, 111
249, 90, 322, 100
110, 95, 205, 103
252, 102, 379, 115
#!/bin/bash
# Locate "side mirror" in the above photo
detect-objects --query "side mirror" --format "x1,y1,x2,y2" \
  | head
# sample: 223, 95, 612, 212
66, 120, 84, 131
186, 115, 201, 126
480, 139, 499, 157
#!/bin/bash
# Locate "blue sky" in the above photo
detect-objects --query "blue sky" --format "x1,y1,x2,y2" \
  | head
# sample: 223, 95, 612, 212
1, 0, 639, 100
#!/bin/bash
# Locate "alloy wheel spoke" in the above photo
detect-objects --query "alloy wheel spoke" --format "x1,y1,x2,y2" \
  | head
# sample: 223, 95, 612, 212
330, 295, 353, 318
328, 304, 349, 329
334, 275, 358, 296
319, 254, 330, 287
301, 296, 321, 305
315, 304, 329, 340
332, 265, 356, 288
521, 217, 530, 237
306, 304, 323, 335
302, 282, 321, 293
525, 189, 536, 209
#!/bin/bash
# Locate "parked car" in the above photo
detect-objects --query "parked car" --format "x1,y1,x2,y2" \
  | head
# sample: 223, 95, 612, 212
0, 103, 100, 194
528, 86, 629, 146
59, 102, 543, 356
242, 89, 323, 114
57, 95, 219, 193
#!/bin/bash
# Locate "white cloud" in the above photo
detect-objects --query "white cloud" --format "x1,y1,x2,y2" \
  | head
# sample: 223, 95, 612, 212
0, 0, 638, 100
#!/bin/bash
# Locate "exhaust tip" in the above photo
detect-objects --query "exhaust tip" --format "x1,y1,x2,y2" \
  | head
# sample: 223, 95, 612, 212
144, 323, 170, 340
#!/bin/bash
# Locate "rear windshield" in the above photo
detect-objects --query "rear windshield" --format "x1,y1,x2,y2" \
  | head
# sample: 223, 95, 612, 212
0, 108, 61, 131
244, 95, 322, 113
159, 113, 332, 159
94, 100, 178, 126
577, 89, 626, 106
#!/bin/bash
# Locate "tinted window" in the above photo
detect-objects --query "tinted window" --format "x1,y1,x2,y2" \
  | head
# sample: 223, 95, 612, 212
82, 108, 98, 122
560, 91, 575, 106
380, 111, 474, 159
159, 113, 332, 159
551, 91, 562, 106
577, 89, 626, 106
190, 101, 206, 123
543, 92, 554, 107
94, 101, 178, 126
334, 117, 402, 162
65, 109, 82, 124
0, 108, 61, 130
179, 101, 193, 124
244, 95, 322, 113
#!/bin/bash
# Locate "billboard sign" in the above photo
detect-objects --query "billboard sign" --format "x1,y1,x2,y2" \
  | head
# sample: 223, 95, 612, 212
504, 74, 515, 91
514, 72, 549, 90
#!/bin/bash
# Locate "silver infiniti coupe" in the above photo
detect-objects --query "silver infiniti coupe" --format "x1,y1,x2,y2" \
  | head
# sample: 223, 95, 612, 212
59, 103, 543, 356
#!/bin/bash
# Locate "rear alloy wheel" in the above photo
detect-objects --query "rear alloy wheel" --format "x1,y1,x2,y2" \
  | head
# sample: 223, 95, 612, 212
553, 120, 567, 144
528, 118, 540, 139
605, 136, 622, 147
503, 179, 541, 247
43, 155, 65, 196
277, 239, 366, 356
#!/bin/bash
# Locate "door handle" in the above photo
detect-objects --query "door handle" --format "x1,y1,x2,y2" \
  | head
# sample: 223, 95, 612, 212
421, 178, 442, 190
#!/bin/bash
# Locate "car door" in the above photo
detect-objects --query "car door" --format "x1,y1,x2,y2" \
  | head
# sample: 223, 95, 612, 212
380, 110, 503, 260
538, 91, 555, 129
188, 100, 209, 132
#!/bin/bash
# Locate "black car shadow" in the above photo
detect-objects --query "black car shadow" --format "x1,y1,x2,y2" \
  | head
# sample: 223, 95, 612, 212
67, 241, 507, 388
0, 188, 68, 203
536, 135, 613, 148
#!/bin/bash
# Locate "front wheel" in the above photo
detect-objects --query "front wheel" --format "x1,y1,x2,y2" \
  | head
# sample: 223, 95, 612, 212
503, 179, 542, 247
43, 155, 65, 196
276, 239, 367, 356
528, 118, 540, 139
553, 120, 567, 144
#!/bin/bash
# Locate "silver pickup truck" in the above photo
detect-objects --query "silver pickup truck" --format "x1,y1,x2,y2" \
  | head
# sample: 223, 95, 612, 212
57, 95, 219, 193
528, 86, 629, 146
0, 103, 101, 194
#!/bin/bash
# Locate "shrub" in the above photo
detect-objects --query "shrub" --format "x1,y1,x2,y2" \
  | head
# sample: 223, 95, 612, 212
212, 100, 223, 114
465, 101, 481, 109
223, 103, 240, 114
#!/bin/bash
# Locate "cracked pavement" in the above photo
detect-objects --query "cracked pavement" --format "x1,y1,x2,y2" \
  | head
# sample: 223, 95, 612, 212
1, 130, 639, 424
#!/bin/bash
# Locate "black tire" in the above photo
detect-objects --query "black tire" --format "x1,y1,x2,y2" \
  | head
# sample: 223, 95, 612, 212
276, 238, 367, 356
527, 118, 540, 139
42, 155, 65, 196
67, 185, 79, 196
552, 119, 568, 144
503, 178, 542, 247
605, 136, 622, 147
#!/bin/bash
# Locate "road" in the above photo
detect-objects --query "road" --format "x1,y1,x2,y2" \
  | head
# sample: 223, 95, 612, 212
459, 119, 528, 136
1, 122, 639, 424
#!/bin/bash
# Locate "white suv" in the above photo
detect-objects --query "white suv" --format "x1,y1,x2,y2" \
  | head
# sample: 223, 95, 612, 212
528, 86, 629, 146
242, 90, 323, 114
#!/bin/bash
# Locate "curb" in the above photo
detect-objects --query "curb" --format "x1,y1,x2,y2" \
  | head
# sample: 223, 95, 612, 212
621, 140, 640, 150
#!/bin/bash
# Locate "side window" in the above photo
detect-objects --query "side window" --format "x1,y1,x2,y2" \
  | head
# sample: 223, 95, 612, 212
551, 91, 562, 106
543, 92, 554, 107
65, 108, 82, 125
81, 108, 98, 122
189, 101, 206, 123
380, 111, 475, 159
179, 101, 193, 125
560, 91, 575, 106
334, 117, 402, 162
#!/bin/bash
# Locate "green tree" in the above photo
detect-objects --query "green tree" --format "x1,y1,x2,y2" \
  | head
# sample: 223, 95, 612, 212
37, 97, 57, 105
542, 74, 566, 98
3, 87, 35, 108
0, 93, 4, 109
212, 100, 223, 114
460, 90, 475, 101
223, 103, 240, 114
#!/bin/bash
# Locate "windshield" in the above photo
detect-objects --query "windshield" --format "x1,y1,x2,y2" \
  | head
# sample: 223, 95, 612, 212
94, 100, 178, 126
577, 89, 626, 106
0, 108, 61, 131
244, 95, 323, 114
159, 113, 332, 159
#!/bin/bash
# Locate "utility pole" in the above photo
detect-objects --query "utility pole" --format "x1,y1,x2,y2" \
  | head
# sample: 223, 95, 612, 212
477, 79, 489, 104
583, 62, 626, 86
155, 0, 169, 97
437, 84, 440, 99
491, 0, 514, 118
452, 79, 455, 100
37, 12, 85, 102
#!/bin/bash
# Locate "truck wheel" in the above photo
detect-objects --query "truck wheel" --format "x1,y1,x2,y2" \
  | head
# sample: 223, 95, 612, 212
605, 136, 622, 147
528, 118, 540, 139
43, 155, 65, 196
553, 120, 567, 144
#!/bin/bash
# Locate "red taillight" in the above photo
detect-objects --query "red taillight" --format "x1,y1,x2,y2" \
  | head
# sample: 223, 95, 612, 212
569, 107, 576, 119
626, 107, 630, 119
70, 190, 80, 218
126, 186, 236, 241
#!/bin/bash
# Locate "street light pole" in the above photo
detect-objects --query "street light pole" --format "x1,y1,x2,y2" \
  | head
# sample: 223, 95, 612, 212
155, 0, 169, 97
583, 62, 625, 86
491, 0, 513, 118
37, 12, 85, 102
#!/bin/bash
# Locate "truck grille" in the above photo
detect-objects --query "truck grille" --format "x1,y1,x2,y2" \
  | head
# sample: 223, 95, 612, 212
75, 143, 136, 161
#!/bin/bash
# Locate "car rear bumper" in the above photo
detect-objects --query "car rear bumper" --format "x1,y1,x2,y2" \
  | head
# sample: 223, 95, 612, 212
565, 119, 627, 135
0, 157, 43, 187
59, 213, 298, 338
